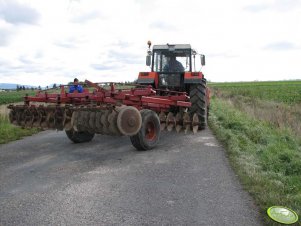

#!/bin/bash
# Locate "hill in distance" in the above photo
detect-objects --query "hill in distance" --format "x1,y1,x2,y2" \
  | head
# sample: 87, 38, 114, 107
0, 83, 37, 90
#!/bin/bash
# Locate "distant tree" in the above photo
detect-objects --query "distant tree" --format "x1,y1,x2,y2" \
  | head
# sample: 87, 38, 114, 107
16, 85, 19, 91
38, 85, 41, 90
22, 86, 25, 90
53, 83, 57, 89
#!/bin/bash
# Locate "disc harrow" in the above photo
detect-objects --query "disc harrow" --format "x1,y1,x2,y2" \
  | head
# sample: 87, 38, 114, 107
7, 79, 207, 150
8, 105, 143, 136
157, 111, 200, 134
8, 104, 201, 135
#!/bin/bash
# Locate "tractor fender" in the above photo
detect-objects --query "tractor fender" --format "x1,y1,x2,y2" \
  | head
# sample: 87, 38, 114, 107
137, 72, 158, 88
184, 72, 204, 84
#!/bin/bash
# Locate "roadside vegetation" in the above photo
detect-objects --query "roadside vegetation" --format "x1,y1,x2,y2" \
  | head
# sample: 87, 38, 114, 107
0, 114, 38, 144
208, 81, 301, 225
0, 90, 40, 144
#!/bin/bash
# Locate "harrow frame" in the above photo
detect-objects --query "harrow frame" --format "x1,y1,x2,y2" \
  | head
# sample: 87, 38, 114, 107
8, 80, 201, 150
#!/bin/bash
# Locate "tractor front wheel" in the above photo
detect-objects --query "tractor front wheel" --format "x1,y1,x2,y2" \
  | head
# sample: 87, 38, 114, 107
65, 129, 95, 143
130, 110, 160, 151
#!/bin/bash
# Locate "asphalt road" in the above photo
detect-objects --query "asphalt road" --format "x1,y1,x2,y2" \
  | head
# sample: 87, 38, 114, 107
0, 129, 262, 225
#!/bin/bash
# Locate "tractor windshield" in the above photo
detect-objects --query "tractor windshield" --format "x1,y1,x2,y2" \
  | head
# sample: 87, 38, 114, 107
153, 50, 191, 73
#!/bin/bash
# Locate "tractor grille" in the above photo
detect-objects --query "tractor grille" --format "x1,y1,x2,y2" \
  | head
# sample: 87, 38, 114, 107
158, 73, 182, 87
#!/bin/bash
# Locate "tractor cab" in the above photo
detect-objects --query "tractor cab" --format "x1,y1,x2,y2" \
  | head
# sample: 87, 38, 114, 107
151, 44, 192, 73
138, 42, 205, 92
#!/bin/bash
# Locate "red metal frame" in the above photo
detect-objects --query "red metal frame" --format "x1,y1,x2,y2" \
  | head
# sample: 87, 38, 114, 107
24, 80, 191, 112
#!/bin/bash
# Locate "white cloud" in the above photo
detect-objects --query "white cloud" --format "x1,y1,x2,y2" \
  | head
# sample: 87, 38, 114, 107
0, 0, 300, 86
0, 0, 40, 25
263, 41, 299, 51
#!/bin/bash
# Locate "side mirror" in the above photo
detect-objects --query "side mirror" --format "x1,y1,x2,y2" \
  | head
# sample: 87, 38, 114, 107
200, 54, 206, 66
146, 55, 151, 66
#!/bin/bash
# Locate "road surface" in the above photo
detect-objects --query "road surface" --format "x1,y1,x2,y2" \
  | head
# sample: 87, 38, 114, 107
0, 129, 262, 225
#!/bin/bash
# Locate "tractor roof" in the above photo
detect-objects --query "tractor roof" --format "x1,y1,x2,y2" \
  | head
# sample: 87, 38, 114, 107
153, 44, 191, 50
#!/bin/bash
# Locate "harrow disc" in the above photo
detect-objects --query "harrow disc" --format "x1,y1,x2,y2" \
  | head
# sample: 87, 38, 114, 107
183, 112, 191, 134
9, 109, 17, 125
192, 113, 199, 134
95, 111, 103, 133
71, 111, 79, 131
88, 111, 96, 134
117, 106, 142, 136
159, 111, 167, 131
175, 113, 182, 133
63, 109, 72, 131
108, 110, 121, 135
166, 112, 175, 132
100, 110, 110, 135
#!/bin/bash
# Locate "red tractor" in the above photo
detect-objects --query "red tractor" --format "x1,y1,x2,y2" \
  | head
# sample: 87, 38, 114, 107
8, 42, 210, 151
137, 42, 209, 131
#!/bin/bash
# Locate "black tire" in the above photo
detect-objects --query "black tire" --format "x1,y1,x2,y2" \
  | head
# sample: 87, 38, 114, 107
189, 80, 208, 130
65, 129, 95, 143
130, 109, 160, 151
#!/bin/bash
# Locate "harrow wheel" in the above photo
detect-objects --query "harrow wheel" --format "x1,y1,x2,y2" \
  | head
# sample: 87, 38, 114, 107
130, 109, 160, 151
189, 80, 208, 130
65, 129, 95, 143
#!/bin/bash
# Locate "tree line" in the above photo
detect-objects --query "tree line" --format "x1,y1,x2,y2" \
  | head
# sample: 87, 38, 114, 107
16, 84, 59, 91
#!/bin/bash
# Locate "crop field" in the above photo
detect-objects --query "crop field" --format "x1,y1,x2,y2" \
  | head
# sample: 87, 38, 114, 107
210, 80, 301, 104
0, 90, 36, 105
208, 80, 301, 225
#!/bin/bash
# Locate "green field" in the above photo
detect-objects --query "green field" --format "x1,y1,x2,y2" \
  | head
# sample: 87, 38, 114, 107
209, 80, 301, 225
0, 90, 36, 105
210, 80, 301, 104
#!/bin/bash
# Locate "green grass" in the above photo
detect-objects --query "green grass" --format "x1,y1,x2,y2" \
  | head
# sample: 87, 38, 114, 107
208, 80, 301, 224
209, 97, 301, 225
0, 114, 39, 144
0, 90, 36, 105
209, 80, 301, 104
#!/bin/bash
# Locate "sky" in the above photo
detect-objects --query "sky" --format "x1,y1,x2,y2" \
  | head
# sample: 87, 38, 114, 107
0, 0, 300, 86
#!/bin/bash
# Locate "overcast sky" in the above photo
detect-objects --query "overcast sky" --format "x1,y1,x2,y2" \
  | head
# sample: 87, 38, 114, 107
0, 0, 300, 86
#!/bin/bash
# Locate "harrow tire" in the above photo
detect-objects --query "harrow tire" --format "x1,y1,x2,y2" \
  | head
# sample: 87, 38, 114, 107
65, 129, 95, 143
189, 80, 208, 130
130, 109, 160, 151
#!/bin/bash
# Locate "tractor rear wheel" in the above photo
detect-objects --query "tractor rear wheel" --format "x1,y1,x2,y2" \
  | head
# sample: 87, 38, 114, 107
189, 80, 207, 130
130, 109, 160, 151
65, 129, 95, 143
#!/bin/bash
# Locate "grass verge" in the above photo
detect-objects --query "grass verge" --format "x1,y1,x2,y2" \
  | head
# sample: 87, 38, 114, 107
209, 97, 301, 225
0, 114, 39, 144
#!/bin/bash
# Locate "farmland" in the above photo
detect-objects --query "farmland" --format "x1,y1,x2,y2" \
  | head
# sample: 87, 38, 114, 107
208, 80, 301, 225
0, 90, 36, 105
210, 80, 301, 104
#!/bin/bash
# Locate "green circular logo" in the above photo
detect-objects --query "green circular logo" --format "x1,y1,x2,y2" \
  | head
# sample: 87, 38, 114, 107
267, 206, 298, 224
